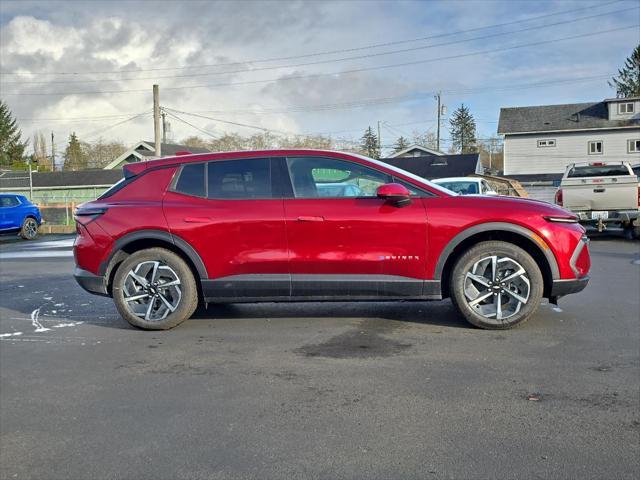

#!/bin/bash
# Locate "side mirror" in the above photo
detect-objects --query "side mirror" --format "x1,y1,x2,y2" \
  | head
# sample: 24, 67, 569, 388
376, 183, 411, 207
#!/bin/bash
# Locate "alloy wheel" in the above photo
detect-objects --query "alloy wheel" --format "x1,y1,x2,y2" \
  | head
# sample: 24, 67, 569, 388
463, 255, 530, 323
123, 261, 182, 321
24, 219, 38, 239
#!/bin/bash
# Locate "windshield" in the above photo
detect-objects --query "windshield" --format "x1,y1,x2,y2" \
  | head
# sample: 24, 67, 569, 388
434, 181, 479, 195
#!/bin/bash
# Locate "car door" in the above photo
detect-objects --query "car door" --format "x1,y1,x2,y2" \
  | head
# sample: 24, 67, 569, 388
0, 195, 20, 230
163, 157, 290, 300
281, 155, 430, 298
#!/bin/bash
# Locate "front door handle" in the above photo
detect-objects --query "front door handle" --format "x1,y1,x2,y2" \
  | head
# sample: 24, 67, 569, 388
297, 215, 325, 222
183, 216, 211, 223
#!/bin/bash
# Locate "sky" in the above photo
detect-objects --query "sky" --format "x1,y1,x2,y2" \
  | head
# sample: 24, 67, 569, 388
0, 0, 638, 156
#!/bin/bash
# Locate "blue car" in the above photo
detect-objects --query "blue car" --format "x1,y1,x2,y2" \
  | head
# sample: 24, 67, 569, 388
0, 194, 42, 240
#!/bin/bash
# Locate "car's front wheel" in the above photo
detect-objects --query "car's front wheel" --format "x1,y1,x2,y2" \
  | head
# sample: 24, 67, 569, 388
450, 241, 543, 329
112, 248, 198, 330
20, 217, 38, 240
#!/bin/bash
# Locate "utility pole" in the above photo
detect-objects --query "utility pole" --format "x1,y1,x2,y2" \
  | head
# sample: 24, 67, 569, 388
435, 92, 441, 152
28, 158, 33, 200
377, 120, 382, 155
50, 131, 55, 171
153, 84, 161, 157
161, 110, 167, 144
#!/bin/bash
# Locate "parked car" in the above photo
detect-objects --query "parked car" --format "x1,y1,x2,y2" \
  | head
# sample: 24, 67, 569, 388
0, 194, 42, 240
432, 177, 498, 195
555, 161, 639, 237
73, 149, 590, 331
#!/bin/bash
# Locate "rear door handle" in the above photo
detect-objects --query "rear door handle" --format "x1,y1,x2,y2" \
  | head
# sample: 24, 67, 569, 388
297, 215, 325, 222
183, 216, 211, 223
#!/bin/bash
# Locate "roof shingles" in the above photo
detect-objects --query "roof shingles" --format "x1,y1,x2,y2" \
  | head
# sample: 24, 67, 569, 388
498, 101, 639, 134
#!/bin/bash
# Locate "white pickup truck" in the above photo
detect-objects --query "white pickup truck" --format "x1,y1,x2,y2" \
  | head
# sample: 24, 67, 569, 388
555, 162, 639, 238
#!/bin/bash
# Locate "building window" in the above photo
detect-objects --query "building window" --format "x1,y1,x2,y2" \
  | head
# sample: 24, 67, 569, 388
537, 139, 556, 147
628, 139, 640, 153
618, 103, 635, 114
588, 141, 603, 155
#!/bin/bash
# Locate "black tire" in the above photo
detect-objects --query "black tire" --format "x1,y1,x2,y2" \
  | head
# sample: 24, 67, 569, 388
112, 248, 198, 330
20, 217, 38, 240
449, 241, 543, 330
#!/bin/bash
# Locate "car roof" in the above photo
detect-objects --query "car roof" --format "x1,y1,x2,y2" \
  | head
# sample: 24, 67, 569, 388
124, 148, 454, 197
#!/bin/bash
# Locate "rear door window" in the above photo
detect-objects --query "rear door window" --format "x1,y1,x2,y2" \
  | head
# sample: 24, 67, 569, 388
208, 159, 271, 199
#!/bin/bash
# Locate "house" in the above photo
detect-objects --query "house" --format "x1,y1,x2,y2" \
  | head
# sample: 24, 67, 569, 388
104, 140, 210, 169
498, 97, 640, 175
387, 144, 444, 158
381, 153, 482, 180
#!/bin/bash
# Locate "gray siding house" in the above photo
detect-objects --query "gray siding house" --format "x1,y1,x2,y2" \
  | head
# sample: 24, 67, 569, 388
498, 97, 640, 175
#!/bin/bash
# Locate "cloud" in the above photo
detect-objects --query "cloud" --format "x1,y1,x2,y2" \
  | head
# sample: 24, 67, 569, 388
0, 0, 636, 154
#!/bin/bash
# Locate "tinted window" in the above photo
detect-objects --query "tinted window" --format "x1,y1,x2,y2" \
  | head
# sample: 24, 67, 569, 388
286, 157, 391, 198
0, 196, 20, 207
567, 165, 630, 178
175, 163, 205, 197
208, 159, 271, 199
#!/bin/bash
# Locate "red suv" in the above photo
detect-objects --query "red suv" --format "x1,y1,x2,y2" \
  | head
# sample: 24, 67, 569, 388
74, 150, 590, 330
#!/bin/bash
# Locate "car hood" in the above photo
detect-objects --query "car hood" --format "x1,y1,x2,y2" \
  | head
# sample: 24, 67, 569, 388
453, 194, 575, 217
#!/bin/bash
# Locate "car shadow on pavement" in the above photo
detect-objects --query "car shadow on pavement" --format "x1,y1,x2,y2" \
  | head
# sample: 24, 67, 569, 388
191, 300, 471, 329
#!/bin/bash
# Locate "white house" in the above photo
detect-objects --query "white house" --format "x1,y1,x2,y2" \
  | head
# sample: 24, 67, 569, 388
498, 97, 640, 175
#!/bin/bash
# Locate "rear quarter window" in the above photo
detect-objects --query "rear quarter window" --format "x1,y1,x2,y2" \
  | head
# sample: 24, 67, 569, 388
174, 163, 206, 197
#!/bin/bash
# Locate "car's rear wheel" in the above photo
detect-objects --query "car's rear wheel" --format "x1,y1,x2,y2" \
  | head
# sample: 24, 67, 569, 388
113, 248, 198, 330
450, 241, 543, 329
20, 217, 38, 240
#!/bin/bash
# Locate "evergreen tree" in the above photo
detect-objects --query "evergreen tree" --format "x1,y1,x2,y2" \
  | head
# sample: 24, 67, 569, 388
360, 126, 380, 159
0, 100, 28, 169
393, 136, 410, 153
63, 133, 87, 170
449, 104, 477, 154
609, 45, 640, 98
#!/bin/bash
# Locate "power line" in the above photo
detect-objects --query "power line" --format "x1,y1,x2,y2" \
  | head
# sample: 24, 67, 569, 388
3, 6, 635, 86
0, 0, 623, 76
3, 25, 633, 97
163, 110, 221, 140
11, 74, 607, 125
80, 111, 151, 139
163, 107, 297, 136
4, 24, 638, 96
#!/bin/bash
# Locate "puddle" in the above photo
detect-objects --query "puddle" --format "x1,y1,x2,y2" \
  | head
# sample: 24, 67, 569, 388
296, 320, 412, 359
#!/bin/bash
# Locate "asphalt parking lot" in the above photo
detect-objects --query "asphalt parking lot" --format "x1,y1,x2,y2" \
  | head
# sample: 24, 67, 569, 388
0, 234, 638, 480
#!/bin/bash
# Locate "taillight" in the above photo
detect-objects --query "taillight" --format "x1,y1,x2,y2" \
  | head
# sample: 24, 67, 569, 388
74, 205, 108, 225
554, 189, 563, 206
